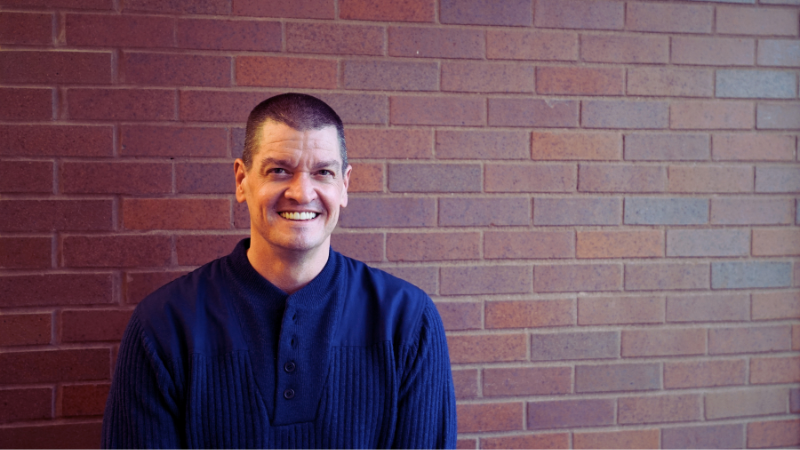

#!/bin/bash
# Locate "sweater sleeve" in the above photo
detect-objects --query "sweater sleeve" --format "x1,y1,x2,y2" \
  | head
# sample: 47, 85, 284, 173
102, 312, 182, 449
393, 301, 457, 449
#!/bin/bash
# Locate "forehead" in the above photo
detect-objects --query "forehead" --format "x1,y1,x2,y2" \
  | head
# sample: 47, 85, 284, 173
255, 121, 340, 161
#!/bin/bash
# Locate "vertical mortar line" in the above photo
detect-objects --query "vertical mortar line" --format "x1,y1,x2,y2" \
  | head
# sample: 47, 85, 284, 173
56, 11, 66, 47
281, 21, 286, 53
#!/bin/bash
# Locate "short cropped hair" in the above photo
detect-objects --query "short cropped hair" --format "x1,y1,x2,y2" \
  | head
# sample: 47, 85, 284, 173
242, 93, 347, 171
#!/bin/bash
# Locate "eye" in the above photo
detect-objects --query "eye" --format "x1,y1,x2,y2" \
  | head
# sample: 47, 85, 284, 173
317, 169, 334, 177
267, 167, 288, 175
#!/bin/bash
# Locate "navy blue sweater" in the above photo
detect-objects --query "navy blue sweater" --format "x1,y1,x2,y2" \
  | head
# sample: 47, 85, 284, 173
102, 239, 457, 448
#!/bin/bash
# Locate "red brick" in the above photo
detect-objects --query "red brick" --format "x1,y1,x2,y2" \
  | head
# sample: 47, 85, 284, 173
339, 197, 435, 228
534, 196, 621, 226
0, 88, 52, 121
124, 0, 227, 14
485, 299, 573, 329
61, 309, 133, 342
236, 56, 336, 89
757, 104, 800, 130
795, 324, 800, 350
581, 34, 668, 64
756, 166, 800, 192
709, 325, 792, 355
717, 6, 799, 36
0, 314, 51, 347
578, 164, 665, 192
622, 328, 705, 357
706, 388, 786, 420
286, 22, 382, 56
627, 67, 713, 98
750, 355, 800, 384
663, 424, 744, 449
626, 2, 712, 34
667, 293, 750, 322
482, 433, 569, 450
578, 295, 663, 325
711, 197, 794, 225
388, 26, 484, 59
713, 134, 795, 161
535, 0, 623, 30
122, 52, 229, 87
759, 40, 800, 67
0, 12, 52, 45
535, 264, 622, 293
488, 98, 579, 127
0, 388, 52, 424
63, 235, 171, 268
747, 419, 800, 448
0, 51, 111, 85
176, 18, 281, 51
664, 359, 746, 389
233, 0, 334, 19
124, 270, 187, 304
329, 233, 383, 262
0, 160, 52, 193
441, 266, 532, 296
668, 165, 753, 193
487, 30, 577, 61
442, 62, 535, 93
451, 369, 478, 399
0, 200, 112, 232
484, 231, 574, 260
527, 399, 614, 429
0, 124, 112, 157
387, 232, 479, 262
577, 230, 663, 259
61, 383, 109, 417
122, 198, 230, 231
438, 197, 531, 227
753, 228, 800, 256
390, 96, 484, 126
485, 163, 575, 192
0, 274, 112, 307
440, 0, 532, 26
532, 331, 618, 361
67, 88, 175, 121
793, 387, 800, 412
0, 349, 109, 384
179, 90, 268, 122
483, 367, 571, 397
436, 130, 527, 160
447, 334, 526, 363
176, 162, 234, 194
456, 439, 476, 449
536, 66, 622, 96
340, 0, 433, 22
121, 125, 227, 157
582, 100, 668, 129
618, 394, 701, 424
574, 429, 659, 450
435, 302, 481, 331
66, 13, 174, 48
575, 363, 658, 393
0, 422, 102, 449
383, 266, 437, 295
343, 60, 437, 92
457, 402, 522, 433
1, 0, 110, 8
753, 291, 800, 320
346, 128, 431, 159
348, 162, 383, 193
389, 163, 480, 193
317, 93, 390, 125
672, 37, 755, 66
61, 161, 171, 194
624, 133, 710, 161
625, 262, 709, 291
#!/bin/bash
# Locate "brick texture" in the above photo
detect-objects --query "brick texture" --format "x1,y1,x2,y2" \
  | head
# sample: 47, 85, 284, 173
532, 331, 618, 361
487, 30, 577, 61
485, 299, 573, 329
578, 295, 664, 325
575, 362, 658, 393
527, 399, 615, 429
664, 359, 747, 389
574, 429, 659, 450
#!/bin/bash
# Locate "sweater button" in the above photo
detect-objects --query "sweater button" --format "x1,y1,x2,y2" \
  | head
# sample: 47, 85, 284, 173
284, 361, 296, 373
283, 388, 295, 400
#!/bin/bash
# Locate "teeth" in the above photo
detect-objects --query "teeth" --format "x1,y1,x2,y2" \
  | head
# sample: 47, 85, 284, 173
280, 211, 318, 220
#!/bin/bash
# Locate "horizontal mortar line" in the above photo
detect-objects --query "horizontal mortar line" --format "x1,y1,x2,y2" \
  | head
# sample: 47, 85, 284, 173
0, 342, 116, 353
0, 417, 105, 429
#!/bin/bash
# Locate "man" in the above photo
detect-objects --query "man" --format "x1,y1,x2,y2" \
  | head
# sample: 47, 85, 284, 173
102, 93, 457, 448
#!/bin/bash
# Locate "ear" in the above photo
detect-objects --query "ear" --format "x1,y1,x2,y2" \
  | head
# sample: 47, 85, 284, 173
234, 159, 248, 203
340, 163, 352, 208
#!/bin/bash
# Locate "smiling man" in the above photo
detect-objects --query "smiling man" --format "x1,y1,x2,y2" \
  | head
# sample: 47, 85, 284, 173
102, 93, 457, 448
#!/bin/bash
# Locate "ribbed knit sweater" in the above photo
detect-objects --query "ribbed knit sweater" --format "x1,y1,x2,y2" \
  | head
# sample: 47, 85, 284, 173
102, 239, 457, 448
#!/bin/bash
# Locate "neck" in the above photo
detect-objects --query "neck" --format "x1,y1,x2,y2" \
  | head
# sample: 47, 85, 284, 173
246, 237, 330, 294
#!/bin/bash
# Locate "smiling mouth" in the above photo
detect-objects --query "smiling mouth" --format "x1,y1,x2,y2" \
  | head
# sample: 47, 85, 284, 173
279, 211, 319, 221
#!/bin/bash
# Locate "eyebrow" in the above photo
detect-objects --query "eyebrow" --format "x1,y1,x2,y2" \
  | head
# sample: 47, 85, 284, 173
258, 157, 341, 171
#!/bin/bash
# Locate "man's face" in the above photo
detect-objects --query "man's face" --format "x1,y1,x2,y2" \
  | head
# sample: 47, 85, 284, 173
235, 121, 351, 256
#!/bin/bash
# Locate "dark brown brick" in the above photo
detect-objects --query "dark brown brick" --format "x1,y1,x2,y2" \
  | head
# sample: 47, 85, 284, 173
121, 125, 227, 157
624, 262, 709, 291
618, 394, 701, 424
233, 0, 334, 19
346, 128, 431, 159
537, 66, 622, 96
66, 13, 174, 48
330, 233, 383, 262
348, 162, 383, 192
622, 328, 706, 357
124, 270, 187, 304
440, 0, 532, 26
709, 325, 792, 355
176, 162, 234, 194
390, 96, 484, 126
63, 235, 171, 268
483, 367, 571, 397
0, 422, 102, 449
441, 265, 532, 296
286, 22, 383, 55
0, 200, 112, 232
316, 93, 389, 125
386, 232, 479, 262
0, 274, 112, 307
340, 0, 434, 22
457, 403, 523, 433
0, 160, 52, 193
662, 424, 743, 449
488, 98, 578, 127
484, 231, 574, 260
435, 302, 481, 331
532, 331, 618, 361
0, 51, 111, 85
61, 309, 133, 342
343, 60, 438, 92
575, 363, 658, 393
0, 125, 113, 157
447, 334, 526, 364
527, 399, 615, 430
122, 198, 231, 231
452, 369, 478, 399
534, 196, 621, 226
176, 18, 281, 51
439, 197, 530, 227
388, 163, 481, 193
0, 88, 52, 121
67, 88, 175, 121
578, 295, 664, 325
388, 26, 484, 59
122, 52, 230, 87
0, 349, 110, 384
339, 197, 435, 228
179, 90, 268, 123
485, 163, 575, 192
666, 293, 750, 322
487, 30, 577, 61
61, 383, 110, 417
0, 12, 52, 45
61, 162, 172, 194
664, 359, 746, 389
535, 263, 622, 293
486, 299, 573, 329
0, 314, 51, 347
174, 234, 247, 266
535, 0, 623, 30
442, 62, 535, 93
582, 100, 668, 129
436, 130, 528, 160
0, 388, 52, 424
236, 56, 337, 89
124, 0, 228, 14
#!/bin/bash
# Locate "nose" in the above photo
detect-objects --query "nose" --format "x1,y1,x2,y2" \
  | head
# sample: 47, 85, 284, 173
284, 172, 316, 204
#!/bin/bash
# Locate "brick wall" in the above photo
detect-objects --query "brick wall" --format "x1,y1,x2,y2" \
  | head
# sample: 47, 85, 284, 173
0, 0, 798, 448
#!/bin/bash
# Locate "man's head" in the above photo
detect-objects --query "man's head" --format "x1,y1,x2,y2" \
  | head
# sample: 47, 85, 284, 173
242, 93, 348, 171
